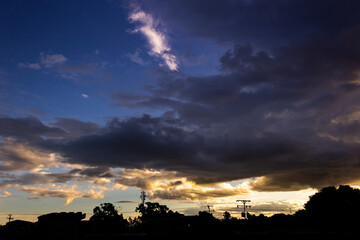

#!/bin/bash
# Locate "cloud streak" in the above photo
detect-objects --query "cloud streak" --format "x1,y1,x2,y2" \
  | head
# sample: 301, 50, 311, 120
18, 62, 41, 70
128, 4, 178, 71
20, 184, 104, 205
40, 52, 67, 67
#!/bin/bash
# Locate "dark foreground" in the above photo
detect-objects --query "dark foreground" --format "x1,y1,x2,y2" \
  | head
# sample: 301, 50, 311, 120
2, 185, 360, 239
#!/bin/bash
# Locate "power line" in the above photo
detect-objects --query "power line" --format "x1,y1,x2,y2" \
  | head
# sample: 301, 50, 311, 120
7, 214, 14, 223
237, 199, 251, 219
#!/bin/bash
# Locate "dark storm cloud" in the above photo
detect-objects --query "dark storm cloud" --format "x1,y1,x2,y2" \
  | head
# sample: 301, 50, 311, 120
0, 116, 65, 140
51, 117, 101, 138
6, 27, 358, 190
48, 114, 360, 190
2, 1, 360, 194
0, 172, 76, 187
114, 26, 360, 128
1, 114, 360, 191
77, 167, 114, 178
107, 14, 360, 190
138, 0, 360, 45
55, 114, 205, 171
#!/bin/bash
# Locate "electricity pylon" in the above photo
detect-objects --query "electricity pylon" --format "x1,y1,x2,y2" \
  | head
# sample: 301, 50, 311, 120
237, 200, 251, 219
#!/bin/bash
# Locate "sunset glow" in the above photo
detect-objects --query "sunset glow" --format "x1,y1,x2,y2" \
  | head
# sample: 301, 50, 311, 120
1, 0, 360, 226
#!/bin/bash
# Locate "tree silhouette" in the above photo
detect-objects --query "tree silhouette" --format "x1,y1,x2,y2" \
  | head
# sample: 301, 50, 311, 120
90, 203, 119, 222
300, 185, 360, 229
136, 202, 171, 221
198, 210, 216, 221
90, 203, 128, 232
223, 211, 231, 221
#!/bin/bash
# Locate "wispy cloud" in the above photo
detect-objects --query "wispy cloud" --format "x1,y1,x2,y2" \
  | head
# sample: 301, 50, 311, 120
20, 185, 104, 205
40, 52, 67, 67
128, 4, 178, 71
81, 93, 89, 99
115, 200, 138, 204
18, 62, 41, 70
127, 49, 147, 66
18, 52, 67, 70
0, 191, 14, 198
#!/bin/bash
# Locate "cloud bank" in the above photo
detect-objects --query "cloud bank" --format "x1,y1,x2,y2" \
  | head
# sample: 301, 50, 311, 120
4, 0, 360, 204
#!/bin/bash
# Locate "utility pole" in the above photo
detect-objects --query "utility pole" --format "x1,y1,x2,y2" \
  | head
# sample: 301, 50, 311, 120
237, 200, 251, 219
140, 190, 146, 205
7, 214, 14, 223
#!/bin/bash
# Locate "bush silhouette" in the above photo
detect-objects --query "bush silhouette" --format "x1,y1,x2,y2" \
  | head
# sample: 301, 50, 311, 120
90, 203, 128, 232
301, 185, 360, 230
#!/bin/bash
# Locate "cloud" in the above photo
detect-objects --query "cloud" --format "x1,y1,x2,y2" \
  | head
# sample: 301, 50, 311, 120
6, 21, 360, 198
137, 0, 360, 45
50, 117, 101, 138
57, 63, 111, 81
40, 52, 67, 67
0, 116, 65, 140
0, 191, 15, 198
149, 183, 249, 201
113, 168, 249, 200
18, 62, 41, 70
128, 4, 178, 71
127, 49, 147, 66
108, 25, 360, 191
0, 139, 60, 172
81, 93, 89, 98
115, 200, 138, 204
19, 185, 104, 205
18, 53, 110, 83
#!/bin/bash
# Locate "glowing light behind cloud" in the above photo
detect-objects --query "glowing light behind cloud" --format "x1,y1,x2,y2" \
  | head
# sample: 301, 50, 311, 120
128, 5, 178, 71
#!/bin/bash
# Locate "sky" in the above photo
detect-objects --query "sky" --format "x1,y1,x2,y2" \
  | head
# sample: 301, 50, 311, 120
1, 0, 360, 224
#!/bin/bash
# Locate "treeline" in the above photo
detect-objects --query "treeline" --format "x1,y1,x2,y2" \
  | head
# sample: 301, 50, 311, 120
1, 185, 360, 239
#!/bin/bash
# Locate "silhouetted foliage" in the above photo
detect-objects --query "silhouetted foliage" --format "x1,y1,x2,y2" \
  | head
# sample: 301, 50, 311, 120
223, 211, 231, 221
198, 210, 215, 220
136, 201, 181, 221
90, 202, 128, 232
90, 202, 118, 222
3, 186, 360, 239
299, 185, 360, 230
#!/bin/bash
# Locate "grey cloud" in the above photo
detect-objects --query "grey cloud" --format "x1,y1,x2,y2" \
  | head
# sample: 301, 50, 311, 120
4, 23, 360, 192
0, 172, 76, 187
51, 113, 360, 190
78, 167, 113, 178
40, 52, 67, 68
51, 118, 101, 138
18, 62, 41, 70
138, 0, 360, 45
115, 200, 138, 204
0, 116, 65, 140
0, 140, 55, 172
107, 24, 360, 190
56, 114, 203, 171
57, 63, 112, 81
2, 113, 360, 192
149, 187, 248, 201
0, 169, 112, 190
